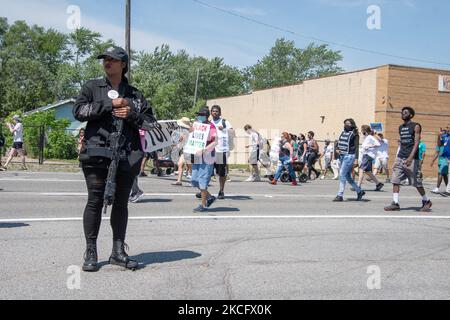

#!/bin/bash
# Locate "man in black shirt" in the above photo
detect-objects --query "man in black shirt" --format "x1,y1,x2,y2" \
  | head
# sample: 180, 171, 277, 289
385, 107, 432, 212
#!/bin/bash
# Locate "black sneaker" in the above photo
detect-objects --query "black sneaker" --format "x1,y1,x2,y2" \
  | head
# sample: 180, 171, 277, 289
218, 192, 225, 200
384, 202, 401, 211
419, 200, 432, 212
195, 192, 202, 199
333, 196, 344, 202
206, 196, 217, 208
357, 190, 366, 201
193, 205, 208, 213
375, 183, 384, 191
139, 172, 148, 178
129, 190, 144, 203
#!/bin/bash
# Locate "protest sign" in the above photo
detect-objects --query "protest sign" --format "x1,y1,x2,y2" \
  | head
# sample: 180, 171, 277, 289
183, 122, 211, 155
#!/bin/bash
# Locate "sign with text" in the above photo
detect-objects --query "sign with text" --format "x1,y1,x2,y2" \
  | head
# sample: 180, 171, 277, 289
439, 75, 450, 93
144, 120, 180, 153
370, 122, 384, 133
183, 122, 211, 155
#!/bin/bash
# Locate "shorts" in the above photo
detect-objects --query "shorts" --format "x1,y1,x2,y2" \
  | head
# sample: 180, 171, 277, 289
391, 158, 423, 188
249, 148, 260, 165
438, 158, 449, 176
214, 152, 229, 177
360, 154, 374, 173
324, 156, 332, 169
191, 163, 214, 190
13, 142, 23, 150
374, 157, 389, 170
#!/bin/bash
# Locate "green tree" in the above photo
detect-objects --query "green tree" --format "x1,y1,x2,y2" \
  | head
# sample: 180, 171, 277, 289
133, 45, 246, 119
246, 38, 343, 90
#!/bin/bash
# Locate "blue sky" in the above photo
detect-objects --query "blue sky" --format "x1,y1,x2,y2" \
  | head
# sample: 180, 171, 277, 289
1, 0, 449, 71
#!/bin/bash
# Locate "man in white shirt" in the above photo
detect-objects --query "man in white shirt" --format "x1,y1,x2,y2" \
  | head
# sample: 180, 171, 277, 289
373, 133, 390, 183
3, 115, 27, 170
320, 139, 334, 180
211, 105, 235, 199
244, 124, 263, 182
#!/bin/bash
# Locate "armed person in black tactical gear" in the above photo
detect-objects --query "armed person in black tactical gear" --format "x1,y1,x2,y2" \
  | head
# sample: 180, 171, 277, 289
73, 46, 157, 272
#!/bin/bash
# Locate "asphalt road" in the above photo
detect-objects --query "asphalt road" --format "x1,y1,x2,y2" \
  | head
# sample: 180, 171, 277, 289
0, 171, 449, 300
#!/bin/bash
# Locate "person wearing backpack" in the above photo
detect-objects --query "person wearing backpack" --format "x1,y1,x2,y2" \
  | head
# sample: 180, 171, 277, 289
431, 125, 450, 196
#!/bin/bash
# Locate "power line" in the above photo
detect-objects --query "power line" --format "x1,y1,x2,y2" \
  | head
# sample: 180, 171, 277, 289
191, 0, 450, 67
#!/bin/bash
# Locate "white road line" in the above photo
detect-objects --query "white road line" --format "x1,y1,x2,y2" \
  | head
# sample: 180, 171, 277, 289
1, 215, 449, 223
0, 192, 447, 200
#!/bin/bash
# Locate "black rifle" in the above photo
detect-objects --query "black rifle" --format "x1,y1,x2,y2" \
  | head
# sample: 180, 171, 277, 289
98, 119, 125, 215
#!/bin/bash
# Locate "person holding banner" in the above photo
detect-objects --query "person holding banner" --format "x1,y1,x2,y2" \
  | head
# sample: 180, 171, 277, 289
185, 107, 218, 213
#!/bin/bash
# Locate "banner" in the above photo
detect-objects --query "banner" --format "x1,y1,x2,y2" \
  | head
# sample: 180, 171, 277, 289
183, 122, 211, 155
439, 75, 450, 93
144, 120, 180, 153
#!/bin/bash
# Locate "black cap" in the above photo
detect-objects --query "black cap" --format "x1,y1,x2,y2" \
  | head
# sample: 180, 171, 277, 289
97, 46, 129, 63
196, 107, 210, 117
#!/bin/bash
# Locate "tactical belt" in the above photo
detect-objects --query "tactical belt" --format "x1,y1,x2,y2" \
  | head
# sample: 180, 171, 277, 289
87, 147, 127, 161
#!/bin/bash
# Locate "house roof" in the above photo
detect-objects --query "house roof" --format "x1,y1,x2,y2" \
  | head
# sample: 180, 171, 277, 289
24, 99, 76, 116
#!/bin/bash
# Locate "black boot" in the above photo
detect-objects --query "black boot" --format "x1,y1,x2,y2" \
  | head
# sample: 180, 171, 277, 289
82, 241, 99, 272
109, 240, 139, 271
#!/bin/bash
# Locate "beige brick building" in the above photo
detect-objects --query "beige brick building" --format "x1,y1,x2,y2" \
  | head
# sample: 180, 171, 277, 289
207, 65, 450, 177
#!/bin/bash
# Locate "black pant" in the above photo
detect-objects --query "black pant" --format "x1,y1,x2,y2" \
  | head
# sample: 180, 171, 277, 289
82, 167, 135, 242
307, 153, 320, 179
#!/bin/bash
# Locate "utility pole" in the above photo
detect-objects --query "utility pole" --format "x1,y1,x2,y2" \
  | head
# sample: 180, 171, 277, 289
125, 0, 131, 82
193, 68, 200, 108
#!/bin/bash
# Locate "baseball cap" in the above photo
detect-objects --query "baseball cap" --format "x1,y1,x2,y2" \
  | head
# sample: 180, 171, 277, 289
196, 107, 210, 117
97, 46, 129, 63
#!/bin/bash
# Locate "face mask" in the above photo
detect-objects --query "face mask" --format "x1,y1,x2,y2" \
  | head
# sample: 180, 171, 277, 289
197, 116, 207, 123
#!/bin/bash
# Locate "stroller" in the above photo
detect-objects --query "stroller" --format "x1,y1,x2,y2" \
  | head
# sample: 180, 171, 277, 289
150, 148, 176, 176
278, 158, 309, 183
262, 138, 309, 183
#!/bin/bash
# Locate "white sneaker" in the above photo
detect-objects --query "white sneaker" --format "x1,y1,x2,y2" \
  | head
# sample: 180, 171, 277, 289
245, 176, 255, 182
320, 175, 325, 180
431, 188, 440, 194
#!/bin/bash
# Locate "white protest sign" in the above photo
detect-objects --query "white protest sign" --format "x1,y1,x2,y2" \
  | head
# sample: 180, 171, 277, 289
144, 120, 180, 153
183, 122, 211, 155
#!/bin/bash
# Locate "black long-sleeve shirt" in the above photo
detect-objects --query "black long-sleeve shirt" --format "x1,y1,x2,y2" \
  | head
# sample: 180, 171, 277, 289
73, 77, 156, 174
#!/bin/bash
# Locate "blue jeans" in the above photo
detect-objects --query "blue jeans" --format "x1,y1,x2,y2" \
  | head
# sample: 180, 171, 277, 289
338, 154, 361, 197
274, 156, 296, 181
